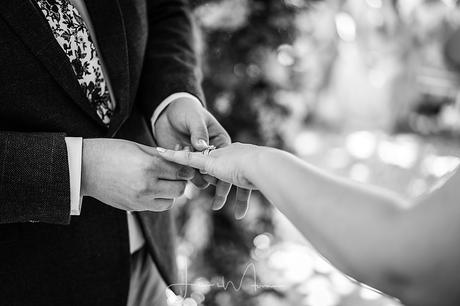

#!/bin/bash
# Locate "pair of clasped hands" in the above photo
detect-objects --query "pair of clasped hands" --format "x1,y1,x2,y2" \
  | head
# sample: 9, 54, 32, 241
81, 97, 253, 219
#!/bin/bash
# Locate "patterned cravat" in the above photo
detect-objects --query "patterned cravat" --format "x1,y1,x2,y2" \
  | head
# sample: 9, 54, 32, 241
35, 0, 114, 125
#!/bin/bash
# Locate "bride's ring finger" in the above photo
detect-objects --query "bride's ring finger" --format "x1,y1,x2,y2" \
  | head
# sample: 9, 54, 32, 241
203, 145, 216, 154
200, 146, 216, 173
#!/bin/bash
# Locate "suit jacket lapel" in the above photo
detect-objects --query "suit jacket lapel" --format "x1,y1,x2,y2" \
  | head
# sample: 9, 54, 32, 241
0, 0, 106, 126
84, 0, 131, 136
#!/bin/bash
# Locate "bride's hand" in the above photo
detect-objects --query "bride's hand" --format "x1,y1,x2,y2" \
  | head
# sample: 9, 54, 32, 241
157, 143, 261, 218
157, 143, 258, 190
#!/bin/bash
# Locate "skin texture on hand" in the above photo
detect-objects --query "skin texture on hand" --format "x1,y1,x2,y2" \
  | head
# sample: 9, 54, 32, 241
153, 97, 252, 219
157, 143, 261, 219
157, 143, 260, 189
81, 138, 194, 212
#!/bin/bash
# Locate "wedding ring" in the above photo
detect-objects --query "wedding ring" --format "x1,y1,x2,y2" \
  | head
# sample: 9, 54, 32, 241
202, 145, 216, 156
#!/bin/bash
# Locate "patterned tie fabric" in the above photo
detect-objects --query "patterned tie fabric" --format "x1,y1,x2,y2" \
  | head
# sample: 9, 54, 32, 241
35, 0, 114, 125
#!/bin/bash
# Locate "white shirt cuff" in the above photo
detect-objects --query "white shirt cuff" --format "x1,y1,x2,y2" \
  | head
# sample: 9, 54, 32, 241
65, 137, 83, 216
150, 92, 203, 139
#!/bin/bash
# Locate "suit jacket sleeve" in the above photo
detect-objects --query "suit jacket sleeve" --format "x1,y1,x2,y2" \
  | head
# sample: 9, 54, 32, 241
0, 131, 71, 225
137, 0, 205, 119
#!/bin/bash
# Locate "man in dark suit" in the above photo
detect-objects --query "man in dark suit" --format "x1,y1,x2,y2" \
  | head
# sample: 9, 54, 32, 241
0, 0, 249, 305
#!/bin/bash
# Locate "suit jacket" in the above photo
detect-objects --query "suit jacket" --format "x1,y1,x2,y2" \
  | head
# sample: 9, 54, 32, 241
0, 0, 203, 305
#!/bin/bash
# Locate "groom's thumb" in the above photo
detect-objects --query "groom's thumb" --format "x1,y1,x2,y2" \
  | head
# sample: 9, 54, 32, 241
189, 117, 209, 151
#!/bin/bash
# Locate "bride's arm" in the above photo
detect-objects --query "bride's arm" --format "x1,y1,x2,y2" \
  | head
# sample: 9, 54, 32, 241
158, 144, 460, 305
249, 148, 460, 305
249, 149, 408, 280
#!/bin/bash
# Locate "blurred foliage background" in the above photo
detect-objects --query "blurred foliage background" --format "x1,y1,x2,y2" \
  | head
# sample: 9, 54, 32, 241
167, 1, 460, 306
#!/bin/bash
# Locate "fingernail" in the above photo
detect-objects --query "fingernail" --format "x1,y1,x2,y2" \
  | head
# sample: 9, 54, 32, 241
235, 211, 245, 220
212, 196, 226, 210
234, 201, 248, 220
157, 147, 167, 153
196, 181, 210, 189
199, 169, 208, 175
198, 139, 208, 148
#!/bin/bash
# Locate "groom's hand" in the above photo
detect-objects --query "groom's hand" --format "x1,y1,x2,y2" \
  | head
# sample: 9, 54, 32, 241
153, 97, 251, 219
81, 138, 194, 212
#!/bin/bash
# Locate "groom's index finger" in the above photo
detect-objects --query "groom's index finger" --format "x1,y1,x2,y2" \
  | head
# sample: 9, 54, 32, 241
157, 147, 207, 171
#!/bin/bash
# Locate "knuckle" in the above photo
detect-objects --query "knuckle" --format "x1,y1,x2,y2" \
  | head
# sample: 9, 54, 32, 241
132, 189, 144, 202
149, 156, 163, 171
185, 151, 192, 162
232, 170, 242, 186
133, 176, 151, 197
138, 154, 154, 170
177, 166, 194, 180
134, 185, 148, 200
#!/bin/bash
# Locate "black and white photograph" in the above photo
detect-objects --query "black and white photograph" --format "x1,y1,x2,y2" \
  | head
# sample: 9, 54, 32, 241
1, 0, 460, 306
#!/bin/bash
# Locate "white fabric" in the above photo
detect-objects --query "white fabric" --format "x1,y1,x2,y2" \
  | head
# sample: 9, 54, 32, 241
65, 137, 83, 215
